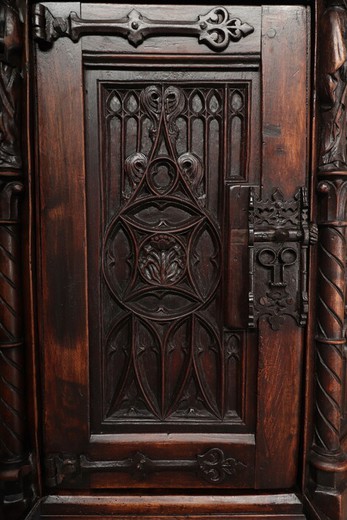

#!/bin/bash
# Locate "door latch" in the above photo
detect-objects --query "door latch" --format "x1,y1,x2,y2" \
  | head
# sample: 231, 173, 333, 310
248, 187, 317, 330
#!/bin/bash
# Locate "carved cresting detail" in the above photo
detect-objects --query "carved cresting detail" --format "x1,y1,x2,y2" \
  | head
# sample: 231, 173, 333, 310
44, 448, 247, 487
32, 4, 254, 52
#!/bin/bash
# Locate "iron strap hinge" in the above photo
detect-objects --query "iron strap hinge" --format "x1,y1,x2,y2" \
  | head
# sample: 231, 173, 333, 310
44, 448, 247, 487
31, 4, 254, 52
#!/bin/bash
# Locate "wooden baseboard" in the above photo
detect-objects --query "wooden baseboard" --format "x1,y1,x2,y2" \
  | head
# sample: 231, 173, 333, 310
35, 493, 307, 519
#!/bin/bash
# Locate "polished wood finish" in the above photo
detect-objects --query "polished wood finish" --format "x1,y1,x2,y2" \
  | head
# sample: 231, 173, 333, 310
3, 1, 347, 520
32, 2, 310, 497
35, 2, 89, 458
255, 6, 308, 488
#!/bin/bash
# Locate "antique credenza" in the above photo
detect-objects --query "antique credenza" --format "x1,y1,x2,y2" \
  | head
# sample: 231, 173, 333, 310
1, 1, 347, 519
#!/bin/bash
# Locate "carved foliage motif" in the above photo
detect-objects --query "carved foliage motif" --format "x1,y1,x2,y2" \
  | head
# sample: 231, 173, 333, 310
318, 3, 347, 170
0, 1, 22, 169
138, 234, 186, 285
101, 83, 245, 424
33, 5, 254, 52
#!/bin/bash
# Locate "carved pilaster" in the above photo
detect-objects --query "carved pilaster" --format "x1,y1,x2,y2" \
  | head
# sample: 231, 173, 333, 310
308, 4, 347, 518
308, 173, 347, 519
312, 176, 347, 462
0, 2, 32, 518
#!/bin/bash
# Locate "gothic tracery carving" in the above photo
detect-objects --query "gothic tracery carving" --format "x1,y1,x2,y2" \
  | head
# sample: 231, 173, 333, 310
100, 82, 247, 424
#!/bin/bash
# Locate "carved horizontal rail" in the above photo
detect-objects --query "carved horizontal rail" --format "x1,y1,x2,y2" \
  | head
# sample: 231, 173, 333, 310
32, 5, 254, 51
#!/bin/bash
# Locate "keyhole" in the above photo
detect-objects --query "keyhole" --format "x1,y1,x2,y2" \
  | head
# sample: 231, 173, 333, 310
257, 247, 297, 288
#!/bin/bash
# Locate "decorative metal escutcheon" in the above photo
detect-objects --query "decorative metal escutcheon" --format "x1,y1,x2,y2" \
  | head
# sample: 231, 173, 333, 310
248, 187, 317, 331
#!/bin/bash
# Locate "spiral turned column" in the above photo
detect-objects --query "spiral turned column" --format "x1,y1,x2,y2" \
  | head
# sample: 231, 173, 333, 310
312, 177, 347, 474
307, 6, 347, 518
0, 182, 26, 464
0, 1, 33, 517
306, 174, 347, 520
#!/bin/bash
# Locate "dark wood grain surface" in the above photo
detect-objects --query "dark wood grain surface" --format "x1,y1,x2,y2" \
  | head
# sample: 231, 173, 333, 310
5, 1, 347, 519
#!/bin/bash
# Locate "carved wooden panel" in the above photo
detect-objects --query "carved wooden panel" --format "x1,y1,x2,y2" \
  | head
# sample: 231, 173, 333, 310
85, 75, 256, 432
30, 0, 314, 500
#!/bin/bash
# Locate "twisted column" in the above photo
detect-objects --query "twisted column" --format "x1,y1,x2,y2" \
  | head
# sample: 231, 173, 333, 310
0, 182, 25, 468
312, 177, 347, 468
306, 3, 347, 517
0, 2, 33, 517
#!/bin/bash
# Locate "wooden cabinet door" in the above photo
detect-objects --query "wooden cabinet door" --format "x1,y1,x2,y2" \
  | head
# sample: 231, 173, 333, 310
33, 2, 310, 492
